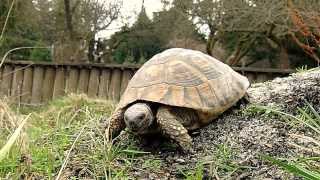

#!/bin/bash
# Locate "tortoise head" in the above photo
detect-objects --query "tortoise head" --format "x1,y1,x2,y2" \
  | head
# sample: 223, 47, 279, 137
124, 103, 154, 133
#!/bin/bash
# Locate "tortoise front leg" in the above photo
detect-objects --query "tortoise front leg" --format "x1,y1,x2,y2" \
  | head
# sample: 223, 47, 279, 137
156, 106, 193, 152
105, 109, 126, 139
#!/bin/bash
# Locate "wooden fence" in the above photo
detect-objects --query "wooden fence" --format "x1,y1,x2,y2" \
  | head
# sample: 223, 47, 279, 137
0, 60, 295, 105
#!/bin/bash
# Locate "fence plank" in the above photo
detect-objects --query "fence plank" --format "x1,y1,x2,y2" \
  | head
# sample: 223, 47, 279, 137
120, 69, 134, 96
1, 65, 14, 96
98, 69, 111, 99
53, 67, 65, 98
77, 68, 89, 94
0, 61, 296, 104
108, 69, 122, 101
31, 67, 44, 104
66, 67, 79, 93
88, 68, 100, 98
21, 67, 33, 103
0, 67, 3, 91
42, 67, 56, 102
256, 73, 269, 83
11, 66, 24, 102
245, 72, 256, 83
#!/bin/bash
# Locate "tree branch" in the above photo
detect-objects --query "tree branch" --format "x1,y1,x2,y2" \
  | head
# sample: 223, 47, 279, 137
0, 0, 15, 45
64, 0, 74, 40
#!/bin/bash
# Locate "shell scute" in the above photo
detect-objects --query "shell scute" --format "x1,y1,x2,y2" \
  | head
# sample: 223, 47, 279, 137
118, 48, 250, 118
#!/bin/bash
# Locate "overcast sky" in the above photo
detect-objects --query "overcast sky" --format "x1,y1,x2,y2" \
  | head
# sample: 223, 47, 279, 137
97, 0, 164, 38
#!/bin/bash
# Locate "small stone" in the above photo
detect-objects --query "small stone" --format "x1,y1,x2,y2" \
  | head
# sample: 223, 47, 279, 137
265, 143, 273, 148
176, 158, 185, 163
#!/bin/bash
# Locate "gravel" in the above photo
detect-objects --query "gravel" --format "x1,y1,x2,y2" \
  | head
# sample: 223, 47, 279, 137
117, 68, 320, 179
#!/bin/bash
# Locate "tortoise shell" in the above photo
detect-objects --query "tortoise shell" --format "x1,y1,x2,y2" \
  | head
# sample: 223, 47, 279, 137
117, 48, 249, 123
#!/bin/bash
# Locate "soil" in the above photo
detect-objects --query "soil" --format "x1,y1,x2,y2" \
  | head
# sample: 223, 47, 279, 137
114, 68, 320, 179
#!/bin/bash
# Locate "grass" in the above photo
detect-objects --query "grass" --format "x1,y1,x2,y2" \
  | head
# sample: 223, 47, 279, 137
0, 98, 29, 162
182, 144, 250, 179
1, 93, 319, 179
296, 66, 320, 74
0, 94, 148, 179
296, 65, 309, 73
245, 102, 320, 179
0, 114, 29, 162
182, 162, 204, 180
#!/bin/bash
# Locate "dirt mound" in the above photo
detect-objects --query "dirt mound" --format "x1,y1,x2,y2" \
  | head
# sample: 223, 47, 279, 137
117, 68, 320, 179
249, 68, 320, 111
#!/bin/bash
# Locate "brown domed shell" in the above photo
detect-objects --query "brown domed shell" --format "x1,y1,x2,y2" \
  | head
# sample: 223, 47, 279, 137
117, 48, 250, 114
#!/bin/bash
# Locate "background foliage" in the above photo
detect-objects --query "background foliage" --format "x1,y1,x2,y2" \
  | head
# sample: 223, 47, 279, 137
0, 0, 319, 68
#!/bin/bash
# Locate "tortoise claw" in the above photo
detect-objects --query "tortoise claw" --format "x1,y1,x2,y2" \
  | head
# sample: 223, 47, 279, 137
157, 106, 194, 153
105, 110, 126, 140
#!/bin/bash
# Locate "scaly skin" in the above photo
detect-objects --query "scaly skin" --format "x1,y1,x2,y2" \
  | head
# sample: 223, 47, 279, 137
105, 109, 126, 139
156, 106, 193, 152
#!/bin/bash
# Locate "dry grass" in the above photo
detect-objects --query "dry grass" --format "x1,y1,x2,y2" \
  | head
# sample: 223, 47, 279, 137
0, 98, 29, 160
0, 94, 137, 179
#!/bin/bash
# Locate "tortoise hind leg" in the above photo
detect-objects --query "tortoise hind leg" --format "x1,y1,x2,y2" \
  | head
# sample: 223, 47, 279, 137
105, 109, 126, 139
156, 106, 192, 152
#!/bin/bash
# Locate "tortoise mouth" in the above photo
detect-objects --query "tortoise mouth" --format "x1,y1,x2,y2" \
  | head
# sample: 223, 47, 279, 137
128, 120, 151, 134
126, 116, 155, 135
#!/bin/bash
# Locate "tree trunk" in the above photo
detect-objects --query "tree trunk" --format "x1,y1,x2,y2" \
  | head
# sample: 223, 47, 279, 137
226, 36, 256, 66
64, 0, 74, 40
206, 26, 218, 56
206, 32, 214, 56
278, 43, 290, 69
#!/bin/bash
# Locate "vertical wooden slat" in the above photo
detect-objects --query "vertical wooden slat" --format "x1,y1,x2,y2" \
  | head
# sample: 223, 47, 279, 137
256, 73, 269, 83
0, 66, 3, 90
120, 69, 134, 96
77, 68, 90, 94
87, 68, 100, 98
53, 67, 65, 98
246, 72, 255, 83
65, 67, 79, 93
1, 65, 14, 96
98, 69, 111, 99
11, 66, 24, 102
108, 69, 122, 101
31, 66, 44, 104
21, 67, 33, 103
42, 67, 56, 102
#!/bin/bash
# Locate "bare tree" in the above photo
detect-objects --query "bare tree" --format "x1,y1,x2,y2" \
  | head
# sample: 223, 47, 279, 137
34, 0, 122, 62
192, 0, 224, 56
191, 0, 320, 68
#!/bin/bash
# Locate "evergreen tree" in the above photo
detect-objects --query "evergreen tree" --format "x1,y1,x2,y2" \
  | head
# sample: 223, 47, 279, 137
110, 2, 163, 64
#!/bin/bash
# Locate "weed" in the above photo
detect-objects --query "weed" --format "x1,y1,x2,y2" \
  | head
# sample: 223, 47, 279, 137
182, 144, 250, 179
205, 144, 249, 179
296, 65, 309, 73
142, 159, 162, 170
182, 162, 204, 180
252, 102, 320, 179
241, 103, 283, 118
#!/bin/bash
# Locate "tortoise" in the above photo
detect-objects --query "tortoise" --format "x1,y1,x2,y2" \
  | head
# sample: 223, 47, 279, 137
105, 48, 250, 152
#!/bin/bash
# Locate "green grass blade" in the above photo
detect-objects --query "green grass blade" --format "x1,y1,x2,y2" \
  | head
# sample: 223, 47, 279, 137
0, 114, 30, 162
255, 105, 320, 134
297, 108, 320, 134
305, 101, 320, 122
263, 156, 320, 180
121, 149, 150, 155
